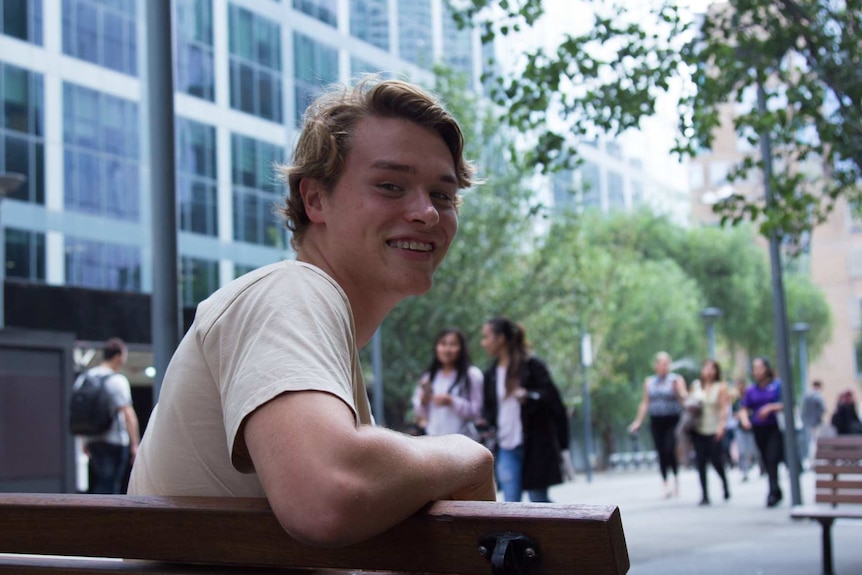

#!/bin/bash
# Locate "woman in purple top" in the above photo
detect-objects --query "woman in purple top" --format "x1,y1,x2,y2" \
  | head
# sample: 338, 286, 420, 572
738, 357, 785, 507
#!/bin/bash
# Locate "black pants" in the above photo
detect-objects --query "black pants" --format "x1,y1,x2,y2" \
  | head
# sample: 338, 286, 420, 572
88, 441, 130, 494
691, 431, 729, 500
650, 415, 680, 481
752, 424, 784, 500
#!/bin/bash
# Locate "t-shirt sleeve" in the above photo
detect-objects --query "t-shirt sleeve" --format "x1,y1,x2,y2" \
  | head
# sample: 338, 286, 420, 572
201, 271, 358, 473
107, 374, 132, 409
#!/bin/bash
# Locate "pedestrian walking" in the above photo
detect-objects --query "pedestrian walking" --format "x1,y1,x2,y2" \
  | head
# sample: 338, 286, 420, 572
628, 351, 687, 499
731, 377, 758, 481
799, 380, 826, 468
412, 328, 483, 438
738, 357, 785, 507
688, 359, 730, 505
74, 338, 140, 494
480, 317, 569, 502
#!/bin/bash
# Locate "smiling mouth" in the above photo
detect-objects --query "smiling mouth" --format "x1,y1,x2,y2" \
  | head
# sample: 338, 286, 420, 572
387, 240, 434, 252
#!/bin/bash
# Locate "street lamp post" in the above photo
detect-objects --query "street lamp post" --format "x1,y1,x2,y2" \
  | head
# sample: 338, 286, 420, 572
580, 331, 594, 483
0, 172, 28, 330
700, 307, 722, 359
792, 322, 810, 397
757, 81, 802, 506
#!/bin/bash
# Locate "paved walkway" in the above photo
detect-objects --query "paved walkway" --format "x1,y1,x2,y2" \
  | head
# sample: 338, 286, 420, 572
540, 465, 862, 575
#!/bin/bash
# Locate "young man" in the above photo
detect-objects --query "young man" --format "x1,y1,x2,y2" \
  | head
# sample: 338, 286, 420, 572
800, 380, 826, 468
78, 337, 140, 494
129, 79, 496, 546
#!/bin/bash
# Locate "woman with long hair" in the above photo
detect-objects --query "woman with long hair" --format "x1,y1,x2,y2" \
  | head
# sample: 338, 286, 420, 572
412, 328, 483, 437
628, 351, 687, 499
480, 317, 569, 502
689, 359, 730, 505
738, 357, 785, 507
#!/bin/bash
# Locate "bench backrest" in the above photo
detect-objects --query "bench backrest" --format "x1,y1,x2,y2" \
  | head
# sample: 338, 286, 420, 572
0, 494, 629, 575
813, 436, 862, 507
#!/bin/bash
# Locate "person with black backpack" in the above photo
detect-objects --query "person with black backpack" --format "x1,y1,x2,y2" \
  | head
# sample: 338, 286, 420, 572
71, 337, 139, 494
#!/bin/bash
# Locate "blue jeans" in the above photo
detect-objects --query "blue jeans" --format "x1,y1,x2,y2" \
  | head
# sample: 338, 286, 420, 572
88, 441, 129, 494
496, 445, 552, 502
497, 446, 524, 502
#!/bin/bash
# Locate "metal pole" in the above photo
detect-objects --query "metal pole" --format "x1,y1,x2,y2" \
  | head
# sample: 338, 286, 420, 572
707, 323, 716, 360
793, 323, 810, 397
580, 331, 593, 483
0, 173, 27, 330
146, 0, 180, 401
757, 82, 802, 506
372, 328, 385, 426
700, 307, 722, 360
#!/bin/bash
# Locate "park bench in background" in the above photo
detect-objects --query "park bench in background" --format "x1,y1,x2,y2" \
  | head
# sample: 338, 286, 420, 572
0, 494, 629, 574
791, 435, 862, 575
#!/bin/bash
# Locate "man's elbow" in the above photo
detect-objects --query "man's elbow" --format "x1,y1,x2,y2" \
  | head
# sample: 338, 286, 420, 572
269, 485, 377, 548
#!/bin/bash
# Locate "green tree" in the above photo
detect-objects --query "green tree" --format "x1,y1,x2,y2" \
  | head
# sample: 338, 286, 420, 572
453, 0, 862, 238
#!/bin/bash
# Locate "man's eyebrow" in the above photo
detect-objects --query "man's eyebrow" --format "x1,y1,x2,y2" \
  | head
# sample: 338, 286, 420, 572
370, 160, 458, 185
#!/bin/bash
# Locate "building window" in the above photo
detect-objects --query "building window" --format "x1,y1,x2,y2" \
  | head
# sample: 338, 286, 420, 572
605, 140, 622, 159
234, 263, 257, 279
293, 32, 338, 125
607, 171, 624, 210
398, 0, 431, 68
63, 82, 140, 220
1, 0, 43, 44
631, 180, 644, 207
65, 237, 141, 292
176, 117, 217, 236
442, 3, 472, 78
293, 0, 336, 27
350, 56, 394, 79
174, 0, 214, 101
181, 255, 218, 306
62, 0, 137, 76
580, 161, 601, 210
849, 249, 862, 279
5, 227, 45, 282
228, 4, 282, 122
231, 133, 285, 248
349, 0, 388, 51
552, 169, 574, 212
1, 63, 44, 204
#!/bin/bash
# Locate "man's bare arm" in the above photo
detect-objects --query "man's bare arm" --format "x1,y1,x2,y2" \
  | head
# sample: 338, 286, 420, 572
244, 391, 496, 547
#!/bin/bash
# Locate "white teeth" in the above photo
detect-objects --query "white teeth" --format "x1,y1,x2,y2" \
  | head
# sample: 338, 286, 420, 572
389, 240, 433, 252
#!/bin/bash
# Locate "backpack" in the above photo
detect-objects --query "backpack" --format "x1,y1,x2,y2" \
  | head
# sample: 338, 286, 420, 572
69, 372, 115, 436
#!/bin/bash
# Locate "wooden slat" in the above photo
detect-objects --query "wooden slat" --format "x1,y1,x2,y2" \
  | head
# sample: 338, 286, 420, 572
0, 495, 630, 575
815, 493, 862, 505
812, 464, 862, 475
815, 479, 862, 490
813, 447, 862, 461
0, 556, 355, 574
815, 437, 862, 448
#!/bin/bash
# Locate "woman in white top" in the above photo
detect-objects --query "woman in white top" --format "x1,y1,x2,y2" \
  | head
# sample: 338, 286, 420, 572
689, 358, 730, 505
412, 328, 484, 437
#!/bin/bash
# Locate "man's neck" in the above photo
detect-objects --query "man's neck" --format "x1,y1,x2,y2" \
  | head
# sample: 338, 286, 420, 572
296, 248, 400, 349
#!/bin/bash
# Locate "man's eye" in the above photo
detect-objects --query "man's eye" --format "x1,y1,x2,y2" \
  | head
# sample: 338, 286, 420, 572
431, 191, 455, 203
378, 183, 403, 192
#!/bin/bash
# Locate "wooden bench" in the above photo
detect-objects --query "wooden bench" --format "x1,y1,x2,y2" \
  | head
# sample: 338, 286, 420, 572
791, 436, 862, 575
0, 494, 630, 574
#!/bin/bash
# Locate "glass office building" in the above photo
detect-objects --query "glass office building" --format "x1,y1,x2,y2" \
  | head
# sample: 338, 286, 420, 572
1, 0, 479, 313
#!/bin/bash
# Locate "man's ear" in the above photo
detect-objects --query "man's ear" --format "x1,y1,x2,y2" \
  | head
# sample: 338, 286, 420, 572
299, 178, 326, 224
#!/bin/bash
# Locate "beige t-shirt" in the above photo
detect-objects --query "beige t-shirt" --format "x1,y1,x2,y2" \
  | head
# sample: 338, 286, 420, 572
129, 261, 373, 497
